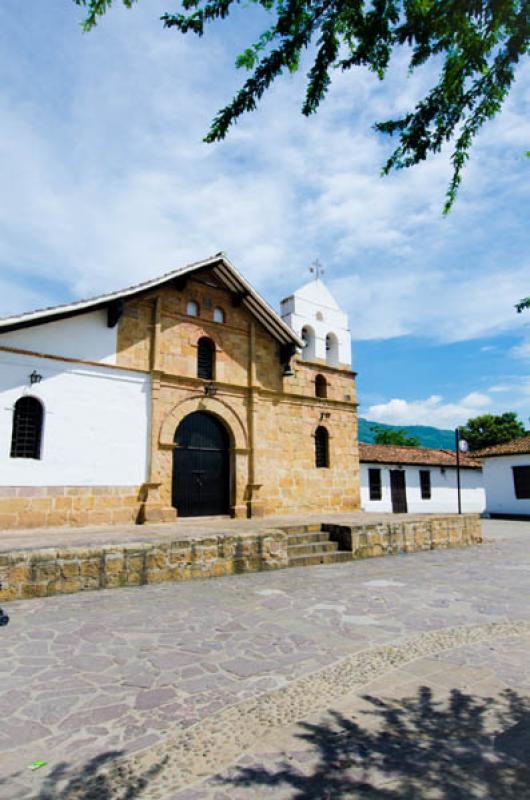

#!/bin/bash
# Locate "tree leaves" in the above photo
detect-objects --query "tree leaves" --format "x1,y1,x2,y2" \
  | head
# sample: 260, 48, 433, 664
460, 412, 527, 451
75, 0, 530, 211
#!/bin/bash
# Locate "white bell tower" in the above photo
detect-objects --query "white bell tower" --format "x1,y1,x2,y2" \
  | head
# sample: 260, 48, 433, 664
280, 263, 352, 368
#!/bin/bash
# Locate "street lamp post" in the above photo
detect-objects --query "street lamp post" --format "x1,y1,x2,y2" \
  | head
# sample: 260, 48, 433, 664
455, 428, 469, 515
455, 428, 462, 514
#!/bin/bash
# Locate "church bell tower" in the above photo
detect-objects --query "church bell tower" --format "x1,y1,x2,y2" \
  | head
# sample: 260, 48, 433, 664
280, 264, 352, 368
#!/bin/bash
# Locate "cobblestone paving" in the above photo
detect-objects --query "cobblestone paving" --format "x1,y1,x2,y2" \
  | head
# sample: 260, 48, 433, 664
1, 519, 529, 798
184, 633, 530, 799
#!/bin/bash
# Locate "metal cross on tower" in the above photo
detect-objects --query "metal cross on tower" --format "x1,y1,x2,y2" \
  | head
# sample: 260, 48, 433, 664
309, 259, 325, 280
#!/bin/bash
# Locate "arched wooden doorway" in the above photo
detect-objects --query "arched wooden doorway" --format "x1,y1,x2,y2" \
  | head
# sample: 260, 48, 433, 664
172, 411, 230, 517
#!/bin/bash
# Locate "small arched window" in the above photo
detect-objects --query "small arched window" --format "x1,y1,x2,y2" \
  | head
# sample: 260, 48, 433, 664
325, 332, 339, 366
187, 300, 199, 317
315, 426, 329, 468
197, 337, 215, 380
301, 325, 316, 361
213, 307, 225, 324
10, 396, 44, 459
315, 374, 327, 399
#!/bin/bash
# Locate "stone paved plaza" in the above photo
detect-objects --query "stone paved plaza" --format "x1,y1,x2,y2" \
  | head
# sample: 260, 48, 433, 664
1, 519, 530, 799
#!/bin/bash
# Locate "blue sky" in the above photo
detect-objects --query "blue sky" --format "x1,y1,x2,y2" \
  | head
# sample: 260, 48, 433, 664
1, 1, 530, 429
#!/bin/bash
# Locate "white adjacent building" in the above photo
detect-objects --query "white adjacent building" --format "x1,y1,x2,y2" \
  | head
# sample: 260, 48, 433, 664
360, 443, 485, 514
475, 436, 530, 519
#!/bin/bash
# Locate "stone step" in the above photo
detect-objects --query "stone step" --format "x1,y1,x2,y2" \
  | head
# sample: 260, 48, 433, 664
280, 524, 323, 535
287, 541, 338, 557
286, 531, 331, 546
288, 551, 352, 568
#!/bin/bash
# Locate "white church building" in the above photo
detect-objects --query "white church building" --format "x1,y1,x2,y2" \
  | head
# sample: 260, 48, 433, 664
0, 254, 361, 529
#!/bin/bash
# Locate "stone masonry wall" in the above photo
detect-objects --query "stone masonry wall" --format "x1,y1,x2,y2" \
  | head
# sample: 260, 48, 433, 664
0, 515, 480, 602
323, 513, 482, 556
0, 530, 288, 602
0, 486, 141, 530
116, 271, 360, 521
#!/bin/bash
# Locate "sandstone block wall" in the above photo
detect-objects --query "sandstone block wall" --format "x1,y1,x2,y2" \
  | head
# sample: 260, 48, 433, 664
323, 513, 482, 557
0, 530, 288, 602
0, 486, 140, 529
0, 515, 480, 602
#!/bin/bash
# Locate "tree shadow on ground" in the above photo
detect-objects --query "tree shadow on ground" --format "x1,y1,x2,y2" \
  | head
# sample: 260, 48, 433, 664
0, 750, 167, 800
222, 687, 530, 799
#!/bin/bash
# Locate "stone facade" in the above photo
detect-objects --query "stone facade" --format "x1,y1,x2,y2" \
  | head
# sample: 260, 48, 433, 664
0, 485, 140, 530
118, 268, 360, 523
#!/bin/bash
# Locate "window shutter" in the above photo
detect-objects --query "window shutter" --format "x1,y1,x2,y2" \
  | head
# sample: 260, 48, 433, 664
513, 466, 530, 499
197, 338, 214, 380
419, 470, 431, 499
368, 468, 382, 500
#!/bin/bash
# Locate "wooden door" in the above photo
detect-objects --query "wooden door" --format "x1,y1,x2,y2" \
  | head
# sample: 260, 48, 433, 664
390, 470, 408, 513
172, 412, 229, 517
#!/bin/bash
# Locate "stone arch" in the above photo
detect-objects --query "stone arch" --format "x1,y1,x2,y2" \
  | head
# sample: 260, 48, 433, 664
159, 394, 248, 450
188, 327, 224, 351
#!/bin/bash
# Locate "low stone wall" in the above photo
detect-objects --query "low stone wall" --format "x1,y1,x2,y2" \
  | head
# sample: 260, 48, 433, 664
0, 531, 288, 602
323, 514, 482, 557
0, 486, 141, 529
0, 515, 481, 602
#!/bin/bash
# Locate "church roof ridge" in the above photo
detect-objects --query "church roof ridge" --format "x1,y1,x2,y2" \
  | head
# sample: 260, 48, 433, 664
0, 253, 304, 347
287, 277, 342, 312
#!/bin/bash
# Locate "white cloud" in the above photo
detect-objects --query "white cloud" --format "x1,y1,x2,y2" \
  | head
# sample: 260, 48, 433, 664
366, 392, 493, 428
0, 0, 529, 356
510, 341, 530, 359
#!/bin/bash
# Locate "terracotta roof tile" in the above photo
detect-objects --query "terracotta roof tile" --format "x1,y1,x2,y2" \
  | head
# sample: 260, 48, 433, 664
473, 435, 530, 458
359, 443, 481, 469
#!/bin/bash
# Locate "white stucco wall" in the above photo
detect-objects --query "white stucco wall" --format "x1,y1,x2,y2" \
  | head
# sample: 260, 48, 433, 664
482, 454, 530, 516
360, 462, 485, 514
0, 311, 118, 364
280, 279, 352, 367
0, 351, 149, 486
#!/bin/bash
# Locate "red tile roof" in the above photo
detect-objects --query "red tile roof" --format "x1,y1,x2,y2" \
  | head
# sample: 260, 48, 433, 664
473, 435, 530, 458
359, 443, 482, 469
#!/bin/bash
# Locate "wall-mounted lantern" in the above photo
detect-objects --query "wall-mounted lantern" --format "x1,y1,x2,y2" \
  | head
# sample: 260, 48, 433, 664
29, 370, 42, 385
204, 383, 217, 397
320, 411, 331, 421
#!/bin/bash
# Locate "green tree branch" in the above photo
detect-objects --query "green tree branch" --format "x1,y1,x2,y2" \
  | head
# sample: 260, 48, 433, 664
73, 0, 530, 211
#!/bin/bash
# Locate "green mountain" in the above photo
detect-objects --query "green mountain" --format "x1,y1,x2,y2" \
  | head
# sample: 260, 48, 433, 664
359, 418, 455, 450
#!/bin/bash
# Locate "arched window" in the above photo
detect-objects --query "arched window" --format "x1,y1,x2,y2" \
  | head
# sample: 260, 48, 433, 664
325, 332, 339, 366
301, 325, 316, 361
197, 337, 215, 380
213, 307, 225, 324
315, 374, 327, 399
10, 396, 44, 459
187, 300, 199, 317
315, 426, 329, 468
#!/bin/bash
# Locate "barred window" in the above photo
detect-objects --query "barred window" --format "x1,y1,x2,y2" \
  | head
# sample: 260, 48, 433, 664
368, 468, 382, 500
315, 374, 327, 399
420, 470, 431, 500
197, 337, 215, 380
10, 397, 43, 459
315, 426, 329, 468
